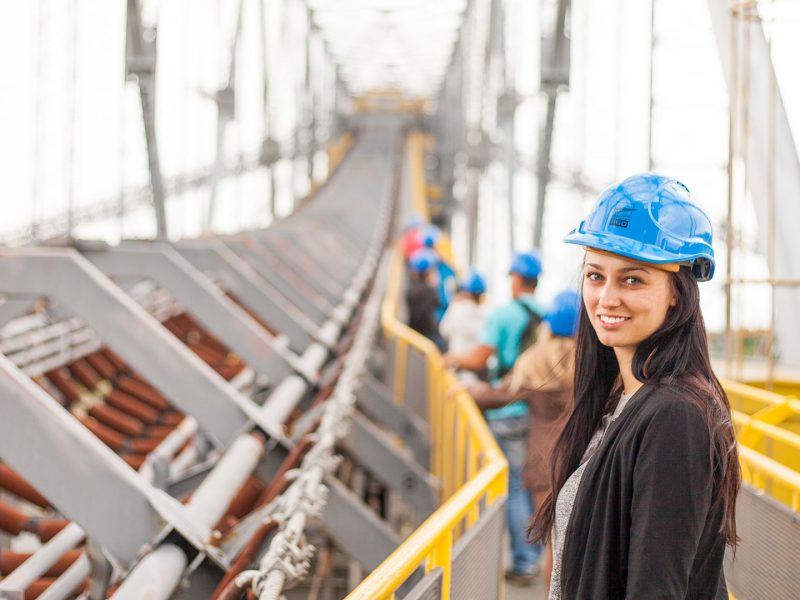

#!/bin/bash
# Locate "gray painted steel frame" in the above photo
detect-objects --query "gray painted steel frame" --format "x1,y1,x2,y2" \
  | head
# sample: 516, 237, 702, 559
225, 238, 331, 324
81, 242, 312, 384
0, 354, 209, 566
356, 375, 430, 468
0, 248, 286, 447
342, 413, 439, 519
175, 240, 318, 351
322, 476, 401, 573
257, 237, 345, 302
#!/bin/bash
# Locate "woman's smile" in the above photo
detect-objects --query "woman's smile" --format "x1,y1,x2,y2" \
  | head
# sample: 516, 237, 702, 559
597, 314, 630, 328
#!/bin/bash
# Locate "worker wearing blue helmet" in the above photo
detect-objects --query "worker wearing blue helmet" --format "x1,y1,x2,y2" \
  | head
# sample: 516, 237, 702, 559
440, 269, 487, 360
404, 248, 445, 351
446, 250, 545, 378
544, 290, 581, 338
444, 249, 546, 583
530, 174, 738, 600
419, 225, 457, 320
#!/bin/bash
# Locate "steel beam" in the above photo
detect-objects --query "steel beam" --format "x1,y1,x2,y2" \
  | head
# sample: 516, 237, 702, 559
269, 222, 361, 276
534, 0, 571, 247
175, 240, 318, 351
341, 414, 439, 519
0, 354, 208, 566
0, 298, 35, 328
257, 237, 345, 302
356, 375, 430, 468
126, 0, 167, 238
225, 239, 330, 324
81, 242, 313, 383
0, 248, 286, 447
321, 476, 400, 572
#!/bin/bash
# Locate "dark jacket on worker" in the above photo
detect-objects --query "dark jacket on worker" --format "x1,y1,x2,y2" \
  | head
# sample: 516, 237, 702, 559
559, 383, 729, 600
405, 278, 441, 341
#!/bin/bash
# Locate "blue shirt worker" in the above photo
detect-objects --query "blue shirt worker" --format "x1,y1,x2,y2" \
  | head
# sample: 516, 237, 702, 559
444, 250, 545, 585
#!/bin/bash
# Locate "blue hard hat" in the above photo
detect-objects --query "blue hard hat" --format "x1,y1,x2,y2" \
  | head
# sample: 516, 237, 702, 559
458, 269, 487, 295
509, 250, 542, 279
564, 173, 715, 281
421, 225, 440, 248
408, 248, 438, 273
407, 215, 423, 230
546, 290, 582, 337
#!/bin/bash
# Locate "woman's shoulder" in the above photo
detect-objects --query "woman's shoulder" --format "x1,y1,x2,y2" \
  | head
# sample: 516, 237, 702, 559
634, 383, 713, 438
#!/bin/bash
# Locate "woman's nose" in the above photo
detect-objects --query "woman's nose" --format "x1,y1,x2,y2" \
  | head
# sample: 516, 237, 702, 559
598, 282, 621, 308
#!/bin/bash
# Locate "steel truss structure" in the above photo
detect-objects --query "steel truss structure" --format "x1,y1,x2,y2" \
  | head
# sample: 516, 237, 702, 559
0, 116, 442, 599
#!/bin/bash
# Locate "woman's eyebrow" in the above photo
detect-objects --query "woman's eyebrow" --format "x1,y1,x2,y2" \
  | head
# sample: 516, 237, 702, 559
584, 263, 649, 274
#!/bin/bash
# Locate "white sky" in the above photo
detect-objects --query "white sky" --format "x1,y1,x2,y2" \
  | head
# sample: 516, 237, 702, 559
2, 0, 800, 333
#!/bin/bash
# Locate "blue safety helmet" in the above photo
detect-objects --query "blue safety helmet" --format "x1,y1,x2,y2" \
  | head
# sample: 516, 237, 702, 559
458, 269, 487, 295
407, 214, 423, 230
408, 248, 439, 273
564, 173, 715, 281
509, 250, 542, 279
546, 290, 582, 338
421, 225, 440, 248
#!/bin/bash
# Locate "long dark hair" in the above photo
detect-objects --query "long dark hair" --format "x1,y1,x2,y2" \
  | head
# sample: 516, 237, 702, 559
530, 267, 740, 546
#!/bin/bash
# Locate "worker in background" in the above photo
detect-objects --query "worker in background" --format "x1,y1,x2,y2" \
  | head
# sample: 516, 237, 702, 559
443, 249, 545, 584
444, 250, 544, 377
405, 248, 445, 351
419, 225, 457, 320
439, 269, 487, 380
464, 289, 579, 587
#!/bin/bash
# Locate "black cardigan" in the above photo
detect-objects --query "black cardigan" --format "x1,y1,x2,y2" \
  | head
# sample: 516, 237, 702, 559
559, 384, 730, 599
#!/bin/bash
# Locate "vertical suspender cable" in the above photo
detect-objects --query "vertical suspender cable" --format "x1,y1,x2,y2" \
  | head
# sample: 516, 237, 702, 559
66, 0, 79, 238
31, 0, 47, 242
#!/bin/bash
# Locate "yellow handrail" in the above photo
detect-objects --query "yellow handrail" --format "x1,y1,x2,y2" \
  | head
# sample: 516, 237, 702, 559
722, 379, 800, 510
348, 244, 507, 600
738, 445, 800, 511
348, 131, 508, 597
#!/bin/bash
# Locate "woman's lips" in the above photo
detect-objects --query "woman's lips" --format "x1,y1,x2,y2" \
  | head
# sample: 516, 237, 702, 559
597, 314, 630, 329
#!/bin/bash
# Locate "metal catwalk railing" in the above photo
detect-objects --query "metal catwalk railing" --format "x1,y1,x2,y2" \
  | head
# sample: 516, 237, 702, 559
723, 379, 800, 511
346, 244, 507, 600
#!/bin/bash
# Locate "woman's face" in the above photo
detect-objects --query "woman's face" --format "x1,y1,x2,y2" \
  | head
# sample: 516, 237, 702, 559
582, 251, 676, 351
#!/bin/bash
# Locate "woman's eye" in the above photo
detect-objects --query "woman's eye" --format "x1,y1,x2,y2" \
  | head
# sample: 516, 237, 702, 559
586, 272, 602, 282
624, 276, 641, 285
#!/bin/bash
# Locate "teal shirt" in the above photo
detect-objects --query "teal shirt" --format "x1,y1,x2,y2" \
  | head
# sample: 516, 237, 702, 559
480, 294, 545, 420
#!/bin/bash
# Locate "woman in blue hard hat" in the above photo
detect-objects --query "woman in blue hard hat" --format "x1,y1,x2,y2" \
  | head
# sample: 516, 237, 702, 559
530, 174, 739, 599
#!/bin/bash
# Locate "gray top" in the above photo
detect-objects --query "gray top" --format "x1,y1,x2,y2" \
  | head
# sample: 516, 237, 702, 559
549, 392, 633, 600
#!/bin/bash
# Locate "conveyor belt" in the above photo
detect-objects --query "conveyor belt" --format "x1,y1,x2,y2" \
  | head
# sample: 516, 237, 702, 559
0, 114, 409, 599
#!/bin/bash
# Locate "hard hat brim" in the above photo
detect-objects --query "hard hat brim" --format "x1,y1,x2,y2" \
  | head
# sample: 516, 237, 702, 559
564, 229, 715, 282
